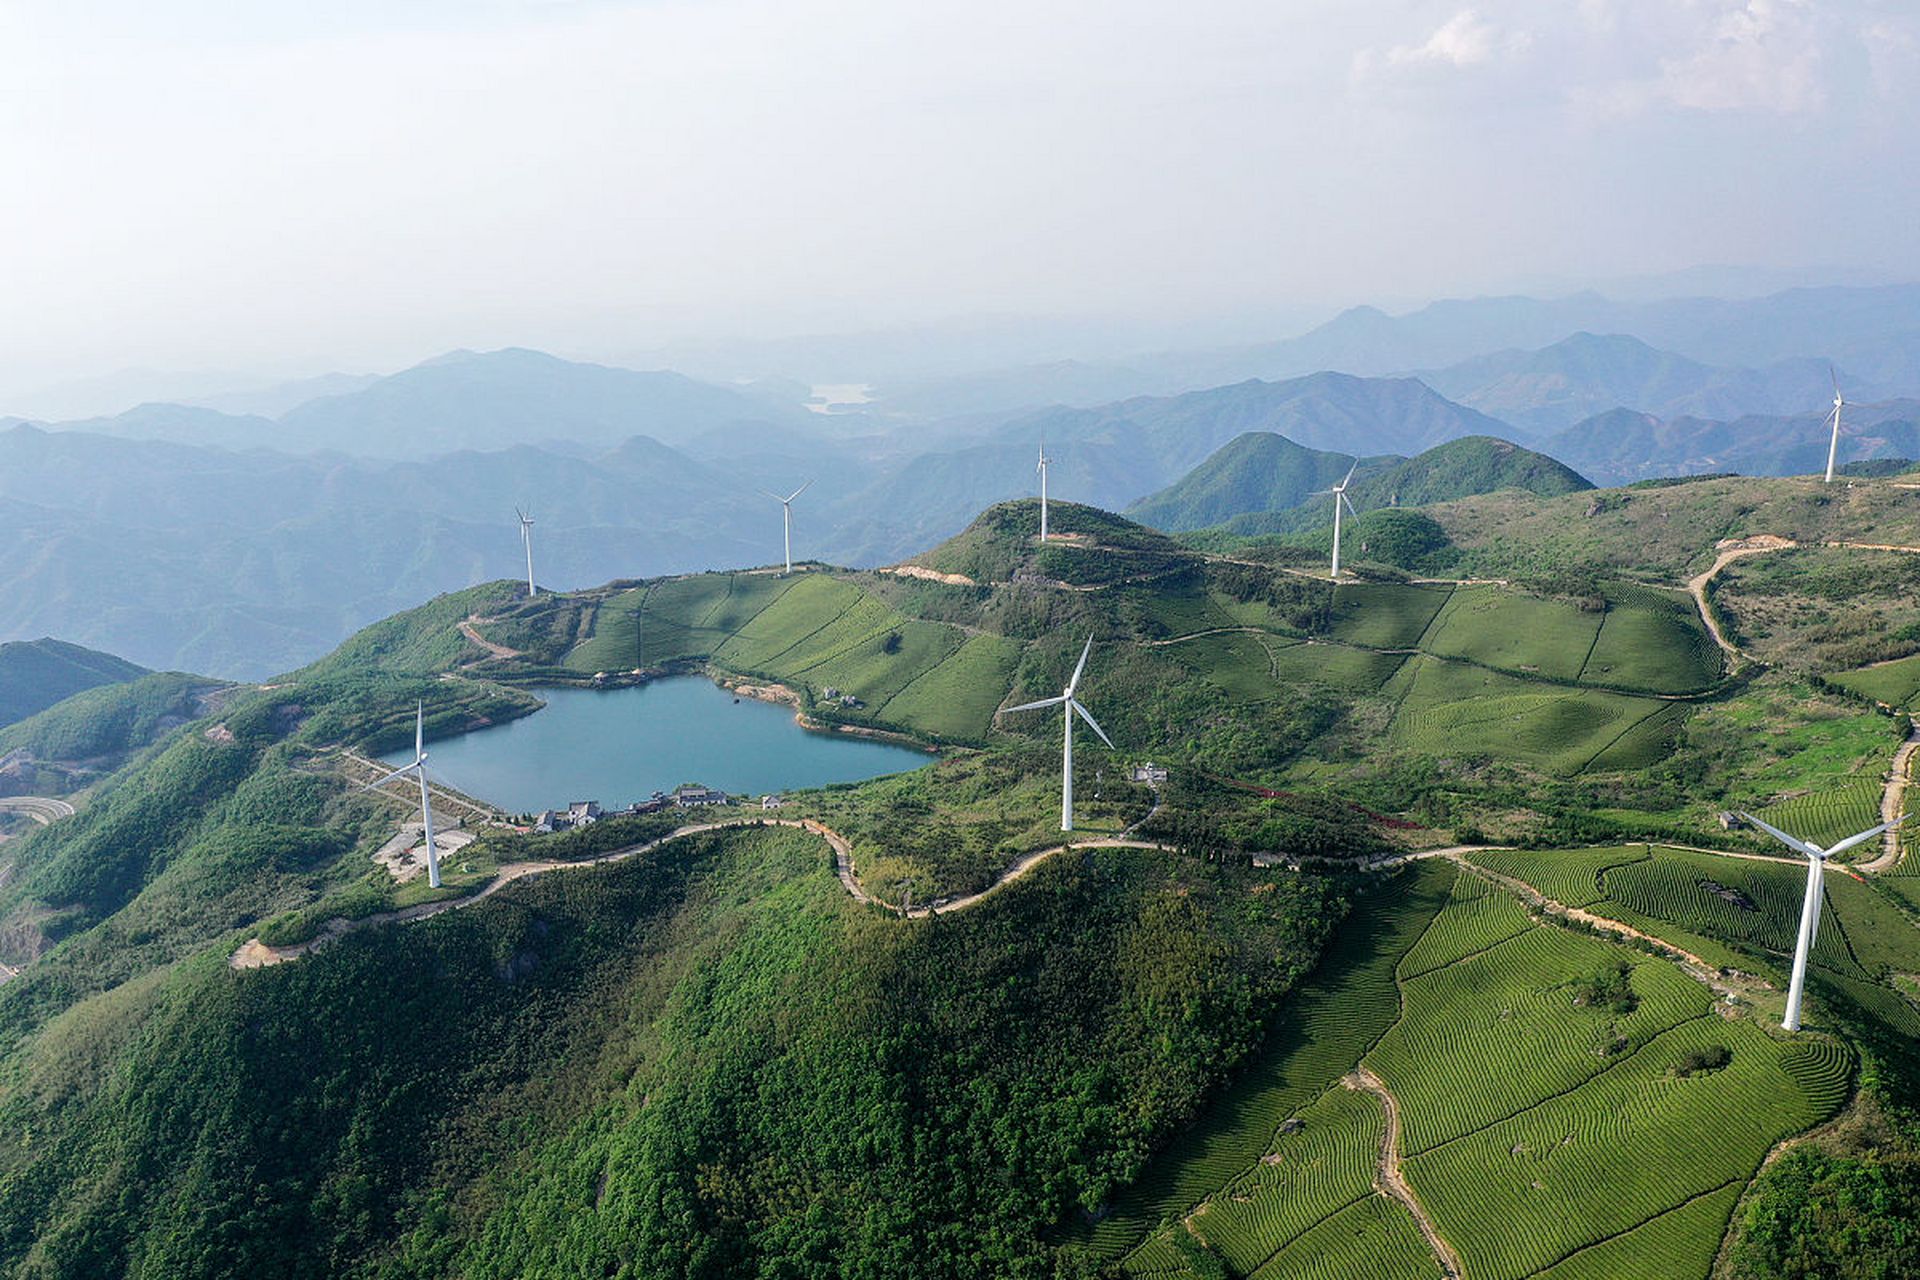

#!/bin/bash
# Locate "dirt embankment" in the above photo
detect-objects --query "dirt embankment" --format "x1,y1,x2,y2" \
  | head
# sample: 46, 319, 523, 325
878, 564, 978, 587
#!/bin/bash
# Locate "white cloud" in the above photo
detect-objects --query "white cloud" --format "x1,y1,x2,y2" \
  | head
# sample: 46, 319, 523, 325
1354, 9, 1532, 78
1577, 0, 1826, 117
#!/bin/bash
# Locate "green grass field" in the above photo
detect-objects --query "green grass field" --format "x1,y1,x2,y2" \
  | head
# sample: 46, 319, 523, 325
1578, 586, 1722, 694
1166, 631, 1283, 702
1382, 656, 1670, 774
1834, 652, 1920, 707
1421, 586, 1603, 682
874, 633, 1025, 742
1326, 582, 1453, 650
1267, 639, 1407, 692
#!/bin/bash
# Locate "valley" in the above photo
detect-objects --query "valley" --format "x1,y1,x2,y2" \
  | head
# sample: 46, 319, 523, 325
4, 472, 1920, 1276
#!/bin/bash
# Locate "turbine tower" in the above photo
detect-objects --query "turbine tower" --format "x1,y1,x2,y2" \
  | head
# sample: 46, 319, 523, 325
1002, 635, 1115, 831
515, 506, 537, 597
361, 701, 445, 889
1822, 370, 1845, 484
1316, 463, 1359, 580
1740, 810, 1907, 1030
761, 481, 812, 575
1037, 439, 1051, 542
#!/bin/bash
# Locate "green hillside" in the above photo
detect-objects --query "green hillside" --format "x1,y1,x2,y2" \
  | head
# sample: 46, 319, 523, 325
3, 496, 1920, 1278
1125, 432, 1386, 531
0, 638, 146, 730
1133, 434, 1592, 538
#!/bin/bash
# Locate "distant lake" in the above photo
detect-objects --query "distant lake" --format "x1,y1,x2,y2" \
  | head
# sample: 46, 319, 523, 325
805, 382, 873, 413
388, 678, 929, 814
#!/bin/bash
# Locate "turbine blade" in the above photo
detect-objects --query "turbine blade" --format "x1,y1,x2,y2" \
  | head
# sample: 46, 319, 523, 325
757, 488, 784, 503
1067, 634, 1094, 695
1339, 461, 1357, 490
785, 480, 813, 503
1071, 699, 1115, 749
1341, 491, 1359, 517
1824, 814, 1907, 858
1002, 695, 1068, 714
1831, 364, 1840, 396
357, 762, 416, 793
1738, 812, 1826, 860
415, 701, 425, 758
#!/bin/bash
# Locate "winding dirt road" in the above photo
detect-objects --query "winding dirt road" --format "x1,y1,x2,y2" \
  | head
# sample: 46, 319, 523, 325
1345, 1066, 1463, 1279
458, 617, 522, 661
1862, 728, 1919, 874
1684, 536, 1797, 660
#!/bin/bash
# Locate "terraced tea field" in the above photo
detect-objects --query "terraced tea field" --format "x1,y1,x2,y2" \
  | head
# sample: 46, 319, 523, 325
1757, 777, 1885, 856
1111, 859, 1864, 1279
1091, 862, 1455, 1258
545, 561, 1733, 783
1381, 656, 1675, 774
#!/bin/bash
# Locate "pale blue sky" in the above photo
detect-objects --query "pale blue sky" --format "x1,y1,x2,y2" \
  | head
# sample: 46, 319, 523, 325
1, 1, 1914, 389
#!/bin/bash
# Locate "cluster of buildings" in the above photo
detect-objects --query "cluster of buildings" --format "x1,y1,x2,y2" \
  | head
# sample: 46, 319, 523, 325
533, 783, 738, 833
820, 686, 865, 708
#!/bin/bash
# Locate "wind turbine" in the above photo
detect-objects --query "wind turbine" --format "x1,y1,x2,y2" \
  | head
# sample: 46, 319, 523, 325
515, 506, 537, 597
1002, 635, 1115, 831
361, 701, 445, 889
1739, 810, 1907, 1030
1037, 439, 1051, 542
1316, 463, 1359, 580
1822, 369, 1845, 484
761, 481, 812, 575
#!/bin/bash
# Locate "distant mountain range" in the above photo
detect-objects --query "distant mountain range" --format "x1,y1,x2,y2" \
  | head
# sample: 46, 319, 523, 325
4, 281, 1918, 676
0, 638, 146, 730
1127, 434, 1591, 534
10, 348, 820, 459
1542, 399, 1920, 486
868, 284, 1920, 419
1415, 333, 1863, 436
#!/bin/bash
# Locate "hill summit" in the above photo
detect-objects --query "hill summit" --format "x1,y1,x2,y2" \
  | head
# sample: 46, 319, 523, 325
1127, 432, 1592, 535
909, 499, 1195, 586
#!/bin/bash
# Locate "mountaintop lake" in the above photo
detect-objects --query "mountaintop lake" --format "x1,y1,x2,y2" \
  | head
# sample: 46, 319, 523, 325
387, 677, 931, 814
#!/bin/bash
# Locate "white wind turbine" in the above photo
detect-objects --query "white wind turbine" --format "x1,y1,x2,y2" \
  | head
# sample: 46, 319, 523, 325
1739, 809, 1907, 1031
1003, 635, 1115, 832
515, 506, 537, 597
761, 481, 812, 575
1822, 369, 1846, 484
1037, 439, 1051, 542
1316, 463, 1359, 580
361, 701, 446, 889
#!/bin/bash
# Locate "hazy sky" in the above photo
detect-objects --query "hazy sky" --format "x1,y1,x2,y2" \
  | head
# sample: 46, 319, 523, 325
2, 0, 1916, 392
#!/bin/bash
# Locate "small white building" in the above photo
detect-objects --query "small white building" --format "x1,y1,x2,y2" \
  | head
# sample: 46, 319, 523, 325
761, 794, 787, 810
567, 800, 602, 825
1130, 762, 1171, 786
674, 784, 726, 808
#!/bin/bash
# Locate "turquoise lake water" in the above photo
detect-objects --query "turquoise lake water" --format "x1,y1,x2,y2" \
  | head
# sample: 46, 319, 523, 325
387, 678, 929, 814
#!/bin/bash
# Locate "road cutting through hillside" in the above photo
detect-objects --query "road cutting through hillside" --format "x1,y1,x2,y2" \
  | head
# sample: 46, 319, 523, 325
1344, 1066, 1464, 1279
1862, 727, 1920, 874
1684, 535, 1798, 659
0, 796, 77, 824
